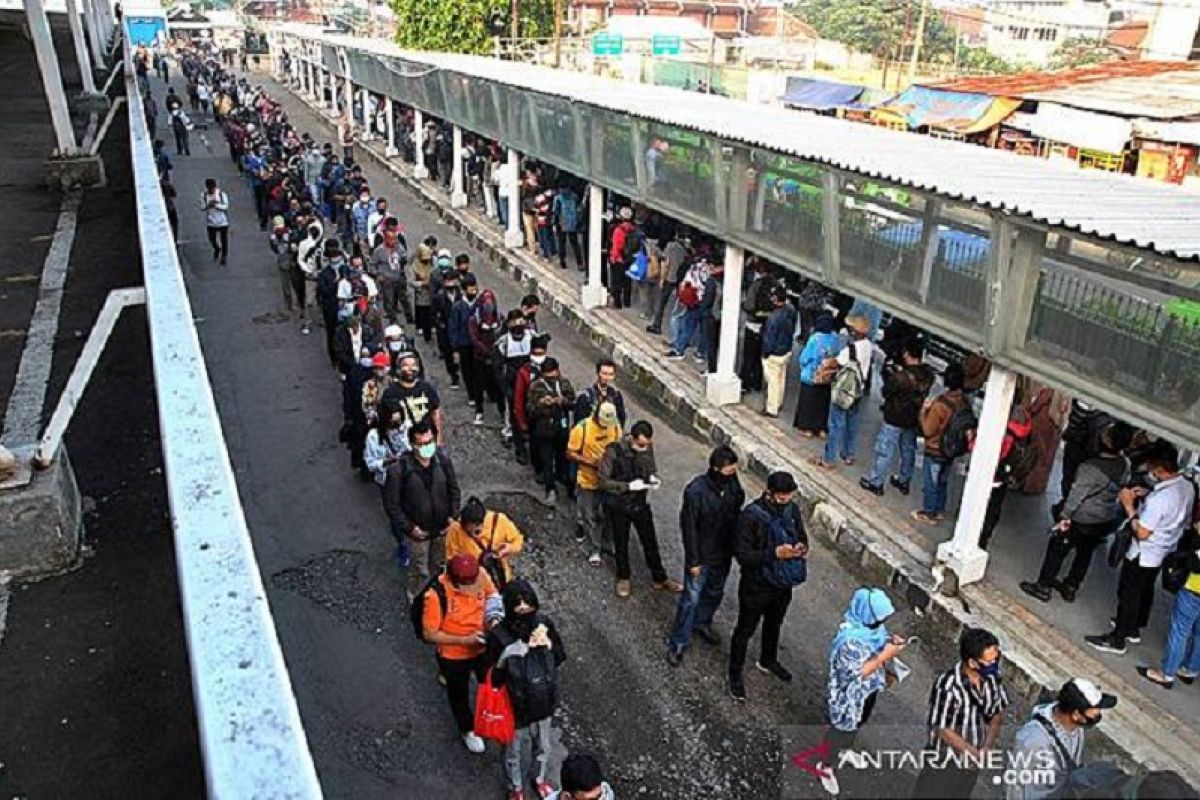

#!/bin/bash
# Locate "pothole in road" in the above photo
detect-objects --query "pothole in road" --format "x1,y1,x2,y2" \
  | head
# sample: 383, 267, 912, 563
251, 310, 293, 325
270, 549, 401, 636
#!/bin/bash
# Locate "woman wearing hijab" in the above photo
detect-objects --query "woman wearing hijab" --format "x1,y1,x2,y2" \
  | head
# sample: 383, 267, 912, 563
486, 580, 567, 800
820, 587, 908, 795
793, 314, 842, 437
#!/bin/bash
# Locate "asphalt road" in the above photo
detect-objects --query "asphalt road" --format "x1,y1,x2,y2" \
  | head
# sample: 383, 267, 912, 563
160, 69, 1033, 799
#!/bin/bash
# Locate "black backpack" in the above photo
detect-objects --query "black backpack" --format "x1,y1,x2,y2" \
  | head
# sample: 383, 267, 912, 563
620, 226, 643, 262
505, 636, 558, 725
409, 575, 447, 642
940, 401, 978, 460
1004, 433, 1038, 490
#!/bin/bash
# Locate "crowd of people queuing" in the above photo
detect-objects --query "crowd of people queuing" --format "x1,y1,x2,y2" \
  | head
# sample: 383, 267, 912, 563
138, 42, 1200, 800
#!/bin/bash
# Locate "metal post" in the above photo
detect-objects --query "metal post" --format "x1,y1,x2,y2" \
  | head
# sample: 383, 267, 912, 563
412, 108, 429, 179
504, 148, 524, 249
820, 170, 841, 285
706, 243, 744, 405
916, 199, 944, 303
935, 365, 1017, 587
384, 96, 397, 157
25, 0, 80, 156
65, 0, 97, 95
582, 183, 607, 309
451, 124, 467, 208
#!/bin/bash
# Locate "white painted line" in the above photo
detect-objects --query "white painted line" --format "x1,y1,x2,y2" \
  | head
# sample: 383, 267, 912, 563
1, 192, 81, 448
89, 97, 126, 156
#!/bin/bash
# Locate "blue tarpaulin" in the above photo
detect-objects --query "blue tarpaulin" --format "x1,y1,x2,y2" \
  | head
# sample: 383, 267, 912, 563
781, 78, 866, 111
873, 85, 1019, 133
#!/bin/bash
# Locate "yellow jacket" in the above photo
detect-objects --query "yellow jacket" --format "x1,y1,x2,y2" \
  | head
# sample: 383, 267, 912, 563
444, 510, 524, 583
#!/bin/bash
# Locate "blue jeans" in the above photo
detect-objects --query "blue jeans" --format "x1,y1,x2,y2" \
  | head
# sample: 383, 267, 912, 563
921, 456, 952, 515
1163, 588, 1200, 677
536, 226, 557, 258
824, 403, 862, 463
864, 423, 917, 487
673, 308, 702, 355
668, 562, 730, 652
498, 196, 509, 229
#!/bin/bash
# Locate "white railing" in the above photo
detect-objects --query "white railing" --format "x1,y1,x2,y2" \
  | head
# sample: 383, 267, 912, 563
122, 32, 323, 800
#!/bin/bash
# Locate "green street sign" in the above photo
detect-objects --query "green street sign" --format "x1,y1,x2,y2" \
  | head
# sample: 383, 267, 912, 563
652, 34, 681, 56
592, 33, 624, 57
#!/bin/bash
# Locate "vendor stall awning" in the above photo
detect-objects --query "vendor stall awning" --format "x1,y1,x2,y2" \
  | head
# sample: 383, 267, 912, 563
780, 77, 865, 111
1028, 102, 1132, 153
872, 85, 1019, 134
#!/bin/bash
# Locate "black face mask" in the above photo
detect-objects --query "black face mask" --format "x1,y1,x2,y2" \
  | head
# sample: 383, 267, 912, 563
510, 612, 537, 641
1076, 713, 1101, 728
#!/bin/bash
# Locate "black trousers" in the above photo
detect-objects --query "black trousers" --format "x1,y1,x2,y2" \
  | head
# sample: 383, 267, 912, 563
321, 304, 338, 367
608, 260, 631, 307
1112, 558, 1161, 641
206, 225, 228, 261
651, 282, 676, 330
978, 484, 1007, 550
252, 184, 267, 227
456, 346, 477, 404
437, 654, 488, 733
739, 328, 764, 392
608, 504, 667, 582
535, 429, 570, 493
1035, 520, 1115, 589
415, 304, 433, 341
173, 128, 190, 155
910, 763, 979, 799
728, 581, 792, 676
557, 229, 583, 268
472, 359, 506, 416
438, 328, 458, 382
826, 691, 878, 759
705, 316, 720, 374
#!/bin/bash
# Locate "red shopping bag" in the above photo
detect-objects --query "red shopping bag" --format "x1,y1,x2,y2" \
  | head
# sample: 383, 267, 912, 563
474, 668, 515, 744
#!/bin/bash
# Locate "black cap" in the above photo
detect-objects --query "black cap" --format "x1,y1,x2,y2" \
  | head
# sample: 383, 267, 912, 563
1058, 679, 1117, 713
767, 471, 798, 493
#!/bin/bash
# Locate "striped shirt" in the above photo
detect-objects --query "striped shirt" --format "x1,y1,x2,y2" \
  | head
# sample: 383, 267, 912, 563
926, 663, 1009, 756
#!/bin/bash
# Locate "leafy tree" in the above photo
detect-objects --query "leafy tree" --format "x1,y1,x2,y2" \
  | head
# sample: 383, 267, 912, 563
957, 46, 1021, 75
791, 0, 957, 62
392, 0, 556, 55
1049, 36, 1119, 69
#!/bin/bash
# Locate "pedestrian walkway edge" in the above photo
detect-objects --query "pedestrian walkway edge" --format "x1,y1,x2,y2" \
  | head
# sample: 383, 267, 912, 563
282, 84, 1200, 789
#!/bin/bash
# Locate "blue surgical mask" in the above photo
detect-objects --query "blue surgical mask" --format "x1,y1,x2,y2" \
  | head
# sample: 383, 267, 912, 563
977, 660, 1001, 679
417, 443, 437, 460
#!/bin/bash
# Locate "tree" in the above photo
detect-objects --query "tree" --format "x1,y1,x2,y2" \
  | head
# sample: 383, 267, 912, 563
392, 0, 556, 55
791, 0, 957, 62
957, 46, 1021, 75
1049, 36, 1119, 70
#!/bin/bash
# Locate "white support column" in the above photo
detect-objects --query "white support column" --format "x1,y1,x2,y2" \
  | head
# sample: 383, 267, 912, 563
83, 0, 104, 68
706, 244, 745, 405
358, 89, 372, 140
935, 365, 1018, 587
97, 0, 112, 44
582, 183, 607, 309
64, 0, 97, 95
343, 79, 355, 125
504, 148, 524, 249
26, 0, 79, 156
450, 125, 467, 208
384, 96, 397, 157
412, 109, 429, 179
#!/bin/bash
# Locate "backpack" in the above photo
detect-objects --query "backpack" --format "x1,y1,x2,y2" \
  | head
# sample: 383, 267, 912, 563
677, 265, 705, 309
1055, 760, 1131, 799
1004, 432, 1038, 490
620, 225, 643, 263
502, 629, 558, 725
408, 575, 447, 642
940, 400, 978, 460
746, 503, 808, 590
830, 347, 865, 411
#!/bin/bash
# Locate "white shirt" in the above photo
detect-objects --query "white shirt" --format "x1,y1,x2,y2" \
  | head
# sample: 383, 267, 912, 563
1127, 474, 1196, 567
337, 274, 379, 302
493, 162, 515, 197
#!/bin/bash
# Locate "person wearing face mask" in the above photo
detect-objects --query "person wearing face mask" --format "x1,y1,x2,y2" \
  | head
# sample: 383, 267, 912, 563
526, 357, 576, 506
598, 421, 681, 599
433, 267, 462, 388
334, 314, 373, 379
1006, 679, 1116, 800
911, 626, 1009, 799
512, 334, 551, 473
486, 580, 566, 800
381, 354, 444, 445
412, 236, 437, 342
1087, 441, 1195, 655
337, 254, 379, 317
316, 240, 345, 367
573, 358, 627, 429
727, 471, 807, 701
371, 221, 410, 324
360, 351, 394, 426
449, 274, 480, 407
341, 345, 377, 480
497, 311, 535, 465
364, 399, 412, 567
385, 420, 462, 599
446, 497, 525, 588
468, 290, 508, 429
382, 324, 423, 377
667, 446, 745, 667
820, 587, 908, 796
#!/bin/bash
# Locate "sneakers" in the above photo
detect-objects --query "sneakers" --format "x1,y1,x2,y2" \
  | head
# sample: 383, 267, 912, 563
1084, 634, 1127, 655
1019, 581, 1052, 603
858, 477, 884, 497
450, 380, 461, 389
1056, 582, 1078, 603
756, 660, 793, 682
1178, 670, 1197, 685
727, 673, 747, 702
817, 763, 841, 796
615, 579, 631, 598
1126, 633, 1143, 644
587, 552, 602, 567
666, 647, 683, 668
501, 423, 512, 439
653, 578, 684, 593
889, 476, 910, 496
473, 412, 484, 426
645, 324, 662, 334
462, 732, 485, 753
665, 350, 685, 360
694, 625, 720, 646
910, 510, 939, 526
544, 489, 558, 506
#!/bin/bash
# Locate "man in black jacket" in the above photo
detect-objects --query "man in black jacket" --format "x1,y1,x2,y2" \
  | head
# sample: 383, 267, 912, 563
598, 421, 683, 599
383, 419, 461, 597
573, 358, 627, 428
728, 471, 808, 701
667, 446, 745, 666
860, 338, 934, 496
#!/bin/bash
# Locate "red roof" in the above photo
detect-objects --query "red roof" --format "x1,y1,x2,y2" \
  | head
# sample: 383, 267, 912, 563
927, 60, 1200, 96
1106, 20, 1149, 52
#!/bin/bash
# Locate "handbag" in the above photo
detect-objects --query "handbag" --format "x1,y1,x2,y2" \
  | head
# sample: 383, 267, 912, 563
625, 249, 649, 282
1106, 519, 1133, 569
473, 668, 516, 744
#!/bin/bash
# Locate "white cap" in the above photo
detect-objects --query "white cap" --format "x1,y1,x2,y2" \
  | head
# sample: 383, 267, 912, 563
384, 324, 403, 339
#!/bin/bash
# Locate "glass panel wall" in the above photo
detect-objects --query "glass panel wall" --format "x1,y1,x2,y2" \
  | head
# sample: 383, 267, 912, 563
731, 146, 824, 273
592, 108, 638, 195
466, 80, 501, 139
440, 72, 471, 126
641, 121, 722, 228
532, 94, 586, 174
839, 178, 927, 301
495, 84, 538, 153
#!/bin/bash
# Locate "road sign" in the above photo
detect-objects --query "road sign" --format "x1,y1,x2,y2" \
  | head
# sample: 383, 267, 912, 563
651, 34, 681, 56
592, 33, 624, 57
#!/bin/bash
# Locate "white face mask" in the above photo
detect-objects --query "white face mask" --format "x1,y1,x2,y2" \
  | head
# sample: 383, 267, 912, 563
388, 341, 402, 352
359, 357, 372, 368
530, 354, 546, 366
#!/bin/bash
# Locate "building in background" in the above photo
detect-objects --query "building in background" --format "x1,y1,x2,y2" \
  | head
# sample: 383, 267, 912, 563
982, 0, 1116, 65
1142, 0, 1200, 59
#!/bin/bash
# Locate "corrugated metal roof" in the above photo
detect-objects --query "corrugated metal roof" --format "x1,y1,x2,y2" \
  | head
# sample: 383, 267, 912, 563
279, 25, 1200, 259
1026, 70, 1200, 119
929, 60, 1200, 97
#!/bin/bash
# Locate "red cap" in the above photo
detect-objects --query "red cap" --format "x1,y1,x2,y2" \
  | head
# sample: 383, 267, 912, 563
447, 554, 480, 583
371, 352, 390, 369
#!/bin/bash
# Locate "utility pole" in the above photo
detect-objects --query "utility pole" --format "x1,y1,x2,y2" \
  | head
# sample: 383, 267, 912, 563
510, 0, 520, 43
553, 0, 562, 68
908, 0, 928, 84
